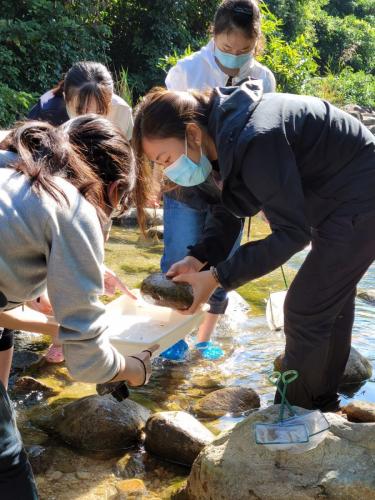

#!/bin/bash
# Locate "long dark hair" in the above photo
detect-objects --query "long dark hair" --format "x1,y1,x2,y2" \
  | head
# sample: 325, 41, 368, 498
132, 87, 214, 217
213, 0, 264, 55
52, 61, 113, 115
62, 115, 136, 219
0, 116, 136, 228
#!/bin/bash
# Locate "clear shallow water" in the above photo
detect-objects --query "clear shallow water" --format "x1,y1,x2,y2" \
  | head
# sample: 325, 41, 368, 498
9, 232, 375, 498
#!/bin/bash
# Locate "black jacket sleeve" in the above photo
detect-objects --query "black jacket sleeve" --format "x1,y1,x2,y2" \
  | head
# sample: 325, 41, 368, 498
188, 203, 243, 267
214, 130, 311, 290
28, 100, 43, 120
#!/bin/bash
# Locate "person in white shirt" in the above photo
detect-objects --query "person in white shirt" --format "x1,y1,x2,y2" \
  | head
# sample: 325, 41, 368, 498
159, 0, 276, 361
29, 61, 133, 140
28, 61, 134, 361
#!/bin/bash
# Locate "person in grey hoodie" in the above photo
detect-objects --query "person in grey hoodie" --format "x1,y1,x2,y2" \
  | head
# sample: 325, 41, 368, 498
0, 116, 156, 499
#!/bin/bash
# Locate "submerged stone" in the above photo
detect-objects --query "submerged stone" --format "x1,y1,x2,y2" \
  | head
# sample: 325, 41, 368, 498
13, 376, 58, 397
194, 387, 260, 418
116, 478, 147, 497
140, 272, 194, 310
25, 445, 51, 475
144, 411, 214, 466
191, 374, 224, 390
146, 225, 164, 240
357, 289, 375, 305
45, 395, 150, 453
11, 350, 42, 371
114, 452, 146, 479
343, 401, 375, 423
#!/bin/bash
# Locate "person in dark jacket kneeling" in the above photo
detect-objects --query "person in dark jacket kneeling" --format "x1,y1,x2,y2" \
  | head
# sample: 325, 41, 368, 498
132, 80, 375, 412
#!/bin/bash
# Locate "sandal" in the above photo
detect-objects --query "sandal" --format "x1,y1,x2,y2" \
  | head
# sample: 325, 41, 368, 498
45, 344, 65, 363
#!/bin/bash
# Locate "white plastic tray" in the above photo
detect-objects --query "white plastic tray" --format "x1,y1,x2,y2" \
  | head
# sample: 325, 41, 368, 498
105, 291, 207, 356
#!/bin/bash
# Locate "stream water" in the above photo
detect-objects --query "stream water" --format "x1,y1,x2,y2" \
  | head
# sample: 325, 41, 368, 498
9, 222, 374, 499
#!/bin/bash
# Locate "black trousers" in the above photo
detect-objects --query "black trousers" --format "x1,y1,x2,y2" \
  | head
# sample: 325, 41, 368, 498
275, 209, 375, 411
0, 381, 38, 499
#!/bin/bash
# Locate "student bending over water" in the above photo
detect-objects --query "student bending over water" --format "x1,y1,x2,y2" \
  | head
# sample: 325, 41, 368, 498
0, 116, 156, 499
132, 80, 375, 413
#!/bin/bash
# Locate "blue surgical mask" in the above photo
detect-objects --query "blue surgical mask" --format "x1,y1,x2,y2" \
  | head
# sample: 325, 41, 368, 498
164, 136, 212, 187
214, 45, 252, 70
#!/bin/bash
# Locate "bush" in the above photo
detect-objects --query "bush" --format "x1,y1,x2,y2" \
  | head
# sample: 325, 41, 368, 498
263, 0, 315, 40
109, 0, 218, 98
303, 68, 375, 109
313, 13, 375, 74
259, 5, 319, 93
0, 0, 111, 127
0, 83, 36, 128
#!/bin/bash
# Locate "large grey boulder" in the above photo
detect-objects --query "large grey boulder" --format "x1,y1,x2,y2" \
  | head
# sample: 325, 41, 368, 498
42, 395, 150, 453
187, 405, 375, 499
144, 411, 214, 466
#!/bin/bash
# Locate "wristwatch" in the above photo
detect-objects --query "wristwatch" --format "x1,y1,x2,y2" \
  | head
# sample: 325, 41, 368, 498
210, 266, 221, 286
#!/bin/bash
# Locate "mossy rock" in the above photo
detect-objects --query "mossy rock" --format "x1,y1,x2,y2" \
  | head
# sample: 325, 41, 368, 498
141, 272, 194, 310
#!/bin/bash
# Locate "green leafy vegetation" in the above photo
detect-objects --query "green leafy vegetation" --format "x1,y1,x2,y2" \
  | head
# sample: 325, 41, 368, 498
0, 0, 373, 128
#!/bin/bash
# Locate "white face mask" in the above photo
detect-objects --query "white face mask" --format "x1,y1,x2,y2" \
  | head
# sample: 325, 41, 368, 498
214, 45, 253, 70
164, 136, 213, 187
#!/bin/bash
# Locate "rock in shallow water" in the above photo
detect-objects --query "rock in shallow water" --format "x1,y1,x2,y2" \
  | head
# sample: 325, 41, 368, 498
187, 405, 375, 500
342, 401, 375, 423
146, 225, 164, 240
13, 376, 58, 397
357, 289, 375, 305
194, 387, 260, 418
116, 478, 147, 497
274, 346, 372, 387
140, 272, 194, 310
11, 350, 42, 371
25, 445, 52, 475
43, 395, 150, 453
144, 411, 214, 466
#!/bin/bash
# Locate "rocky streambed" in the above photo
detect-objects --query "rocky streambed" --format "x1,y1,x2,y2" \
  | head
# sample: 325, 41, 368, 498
8, 218, 375, 499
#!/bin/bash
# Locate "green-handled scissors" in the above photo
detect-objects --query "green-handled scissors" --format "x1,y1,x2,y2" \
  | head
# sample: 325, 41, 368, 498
268, 370, 299, 422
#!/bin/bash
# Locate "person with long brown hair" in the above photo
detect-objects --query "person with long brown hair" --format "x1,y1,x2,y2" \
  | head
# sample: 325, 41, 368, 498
0, 116, 156, 498
27, 60, 135, 362
132, 80, 375, 413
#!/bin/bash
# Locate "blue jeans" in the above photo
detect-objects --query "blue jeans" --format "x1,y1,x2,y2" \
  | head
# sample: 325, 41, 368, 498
0, 381, 38, 499
161, 195, 242, 315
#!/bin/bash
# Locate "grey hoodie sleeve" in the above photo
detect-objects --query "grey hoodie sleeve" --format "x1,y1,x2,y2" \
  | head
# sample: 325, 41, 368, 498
216, 130, 311, 290
45, 194, 125, 383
